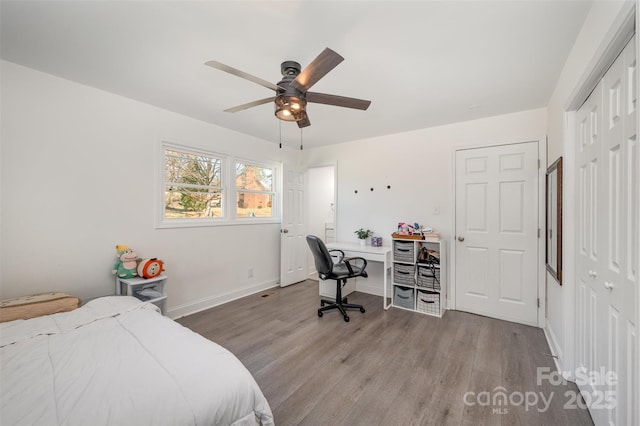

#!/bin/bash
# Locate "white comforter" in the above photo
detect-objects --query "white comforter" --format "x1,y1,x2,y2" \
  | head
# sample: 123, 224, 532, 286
0, 296, 274, 426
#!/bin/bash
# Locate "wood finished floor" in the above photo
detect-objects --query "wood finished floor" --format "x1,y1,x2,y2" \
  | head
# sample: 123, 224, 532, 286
177, 281, 593, 426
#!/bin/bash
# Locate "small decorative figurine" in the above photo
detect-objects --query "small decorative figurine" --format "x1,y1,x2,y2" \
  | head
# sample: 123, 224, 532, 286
112, 244, 141, 279
137, 258, 165, 279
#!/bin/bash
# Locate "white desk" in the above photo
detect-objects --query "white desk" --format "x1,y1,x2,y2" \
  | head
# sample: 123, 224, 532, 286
325, 242, 392, 310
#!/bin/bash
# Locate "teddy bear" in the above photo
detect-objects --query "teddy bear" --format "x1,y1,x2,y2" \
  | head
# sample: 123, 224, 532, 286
112, 244, 141, 279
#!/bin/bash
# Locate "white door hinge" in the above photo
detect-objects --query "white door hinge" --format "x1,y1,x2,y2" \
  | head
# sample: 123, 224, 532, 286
537, 298, 540, 308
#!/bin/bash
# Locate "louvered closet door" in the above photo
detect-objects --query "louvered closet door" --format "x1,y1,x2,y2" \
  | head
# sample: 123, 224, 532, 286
576, 36, 638, 426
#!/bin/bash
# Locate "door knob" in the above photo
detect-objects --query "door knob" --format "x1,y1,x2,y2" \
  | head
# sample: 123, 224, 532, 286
588, 270, 597, 278
457, 236, 465, 242
282, 229, 289, 233
604, 281, 614, 290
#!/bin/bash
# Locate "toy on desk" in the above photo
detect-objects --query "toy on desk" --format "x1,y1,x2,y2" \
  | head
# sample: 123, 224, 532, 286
112, 244, 141, 279
397, 222, 416, 235
397, 222, 433, 236
137, 258, 165, 279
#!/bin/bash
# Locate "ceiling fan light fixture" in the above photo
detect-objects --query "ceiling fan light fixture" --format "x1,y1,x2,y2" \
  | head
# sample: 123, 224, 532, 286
208, 48, 370, 130
275, 95, 307, 122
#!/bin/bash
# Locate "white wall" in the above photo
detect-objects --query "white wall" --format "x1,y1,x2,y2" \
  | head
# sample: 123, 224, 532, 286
307, 165, 335, 274
304, 108, 547, 296
307, 166, 335, 242
0, 61, 300, 318
544, 0, 634, 375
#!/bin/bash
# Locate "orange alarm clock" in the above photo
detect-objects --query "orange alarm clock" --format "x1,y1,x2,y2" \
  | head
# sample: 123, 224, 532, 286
137, 258, 164, 279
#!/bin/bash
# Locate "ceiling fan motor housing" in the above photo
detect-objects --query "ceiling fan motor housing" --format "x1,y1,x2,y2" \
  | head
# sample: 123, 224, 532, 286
281, 61, 301, 77
275, 60, 307, 122
277, 61, 304, 96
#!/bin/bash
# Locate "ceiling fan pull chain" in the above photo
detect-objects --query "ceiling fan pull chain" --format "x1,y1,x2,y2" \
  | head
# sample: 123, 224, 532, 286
279, 120, 282, 149
300, 128, 303, 150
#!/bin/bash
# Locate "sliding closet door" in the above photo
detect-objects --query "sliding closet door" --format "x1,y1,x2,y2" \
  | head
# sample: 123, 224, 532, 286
575, 36, 637, 426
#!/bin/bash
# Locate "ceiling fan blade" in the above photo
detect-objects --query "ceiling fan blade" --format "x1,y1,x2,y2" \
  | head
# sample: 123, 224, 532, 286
205, 60, 279, 92
224, 97, 275, 113
290, 48, 344, 92
297, 115, 311, 128
306, 92, 371, 110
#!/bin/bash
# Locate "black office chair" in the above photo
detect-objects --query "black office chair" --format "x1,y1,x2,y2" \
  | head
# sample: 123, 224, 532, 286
306, 235, 367, 322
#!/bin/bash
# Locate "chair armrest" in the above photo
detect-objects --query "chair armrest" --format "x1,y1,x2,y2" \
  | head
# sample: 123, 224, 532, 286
343, 256, 368, 275
329, 249, 345, 264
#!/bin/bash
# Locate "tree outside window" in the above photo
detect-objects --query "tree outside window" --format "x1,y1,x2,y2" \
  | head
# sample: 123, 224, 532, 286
159, 142, 280, 227
164, 149, 222, 219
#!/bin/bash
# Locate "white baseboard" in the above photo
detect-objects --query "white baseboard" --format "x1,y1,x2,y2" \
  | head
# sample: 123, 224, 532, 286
543, 323, 565, 378
167, 279, 279, 319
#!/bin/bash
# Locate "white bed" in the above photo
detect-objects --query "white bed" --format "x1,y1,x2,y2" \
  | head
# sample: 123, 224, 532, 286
0, 296, 274, 426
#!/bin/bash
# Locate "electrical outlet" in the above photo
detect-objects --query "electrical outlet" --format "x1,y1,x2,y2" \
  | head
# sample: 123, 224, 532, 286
248, 267, 254, 278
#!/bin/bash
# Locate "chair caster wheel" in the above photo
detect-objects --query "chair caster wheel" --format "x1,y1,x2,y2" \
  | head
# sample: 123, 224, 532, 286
318, 310, 323, 317
343, 315, 350, 322
320, 301, 325, 307
360, 307, 366, 313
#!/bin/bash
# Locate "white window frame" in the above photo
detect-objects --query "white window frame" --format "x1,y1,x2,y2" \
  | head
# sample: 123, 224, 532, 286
156, 141, 281, 228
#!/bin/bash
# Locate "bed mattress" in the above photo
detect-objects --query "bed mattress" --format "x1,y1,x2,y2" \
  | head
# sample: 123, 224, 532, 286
0, 296, 274, 425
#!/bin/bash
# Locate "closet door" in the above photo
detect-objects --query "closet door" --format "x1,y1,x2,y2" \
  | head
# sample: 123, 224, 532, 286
576, 37, 637, 426
576, 80, 605, 425
601, 37, 637, 426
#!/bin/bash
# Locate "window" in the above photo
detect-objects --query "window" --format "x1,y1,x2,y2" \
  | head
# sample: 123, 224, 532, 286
159, 142, 280, 227
164, 149, 223, 219
235, 162, 274, 218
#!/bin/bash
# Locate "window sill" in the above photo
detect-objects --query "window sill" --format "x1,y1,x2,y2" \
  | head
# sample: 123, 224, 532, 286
155, 218, 281, 229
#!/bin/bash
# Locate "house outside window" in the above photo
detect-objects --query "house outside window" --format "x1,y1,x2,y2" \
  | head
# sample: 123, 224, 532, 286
236, 162, 274, 218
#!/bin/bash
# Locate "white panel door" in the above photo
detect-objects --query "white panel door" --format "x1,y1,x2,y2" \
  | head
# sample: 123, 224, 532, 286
576, 80, 608, 426
576, 37, 637, 426
455, 141, 539, 325
280, 165, 307, 287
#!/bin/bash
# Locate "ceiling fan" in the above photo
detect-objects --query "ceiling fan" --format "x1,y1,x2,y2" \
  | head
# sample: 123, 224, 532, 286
205, 48, 371, 128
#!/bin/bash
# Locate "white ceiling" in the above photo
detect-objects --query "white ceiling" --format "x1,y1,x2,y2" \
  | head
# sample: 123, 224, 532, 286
0, 0, 592, 148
